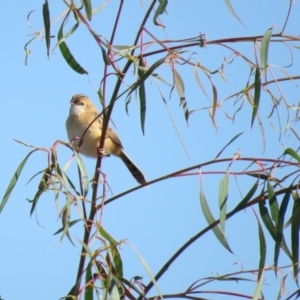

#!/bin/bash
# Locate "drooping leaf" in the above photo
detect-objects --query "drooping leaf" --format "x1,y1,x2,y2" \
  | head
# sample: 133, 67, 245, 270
84, 263, 94, 300
53, 219, 81, 235
211, 83, 218, 125
29, 168, 52, 216
267, 181, 279, 226
174, 69, 189, 122
128, 242, 164, 299
224, 0, 246, 27
274, 187, 291, 269
42, 0, 51, 58
57, 16, 88, 74
200, 187, 232, 252
291, 194, 300, 280
73, 151, 89, 198
99, 227, 123, 277
284, 147, 300, 162
258, 191, 276, 240
138, 57, 146, 135
117, 276, 145, 298
215, 131, 243, 159
231, 180, 258, 213
251, 67, 261, 128
219, 173, 229, 234
252, 266, 265, 300
260, 27, 273, 74
257, 215, 266, 281
153, 0, 168, 28
0, 149, 37, 213
128, 57, 165, 97
83, 0, 92, 21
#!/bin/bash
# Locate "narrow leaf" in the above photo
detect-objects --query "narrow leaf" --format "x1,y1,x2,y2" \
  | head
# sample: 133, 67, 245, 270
274, 188, 291, 269
224, 0, 246, 27
128, 57, 165, 97
219, 173, 229, 234
284, 147, 300, 162
73, 151, 89, 197
215, 132, 243, 159
127, 242, 163, 299
257, 216, 266, 281
0, 150, 37, 213
211, 83, 218, 124
267, 181, 279, 226
251, 67, 261, 128
153, 0, 168, 28
174, 69, 189, 122
83, 0, 92, 21
260, 27, 273, 73
259, 198, 276, 240
200, 187, 232, 252
138, 57, 146, 135
57, 17, 88, 74
42, 0, 51, 58
53, 219, 81, 235
84, 263, 93, 300
253, 267, 264, 300
232, 180, 258, 213
30, 168, 52, 216
291, 194, 300, 280
99, 227, 123, 277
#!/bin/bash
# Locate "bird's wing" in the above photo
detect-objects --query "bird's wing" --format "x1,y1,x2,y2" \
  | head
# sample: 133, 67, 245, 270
94, 112, 123, 148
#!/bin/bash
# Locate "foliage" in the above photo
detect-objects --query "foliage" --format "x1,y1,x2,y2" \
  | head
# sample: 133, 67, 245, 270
2, 0, 300, 299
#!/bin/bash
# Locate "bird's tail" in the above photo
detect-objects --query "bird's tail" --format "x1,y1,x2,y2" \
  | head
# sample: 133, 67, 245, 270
119, 150, 147, 185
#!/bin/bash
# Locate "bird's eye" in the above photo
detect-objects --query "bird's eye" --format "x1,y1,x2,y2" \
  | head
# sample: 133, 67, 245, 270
79, 101, 85, 106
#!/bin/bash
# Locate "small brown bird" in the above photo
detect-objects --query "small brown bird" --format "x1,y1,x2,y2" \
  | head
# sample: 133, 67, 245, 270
66, 94, 147, 185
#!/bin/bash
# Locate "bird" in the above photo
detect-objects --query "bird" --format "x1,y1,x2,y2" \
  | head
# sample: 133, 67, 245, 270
66, 94, 147, 185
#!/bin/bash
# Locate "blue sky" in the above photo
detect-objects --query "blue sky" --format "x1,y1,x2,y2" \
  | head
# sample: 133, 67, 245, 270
1, 1, 300, 299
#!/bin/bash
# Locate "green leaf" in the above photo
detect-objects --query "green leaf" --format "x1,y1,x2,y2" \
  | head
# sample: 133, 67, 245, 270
251, 67, 261, 128
258, 191, 276, 240
274, 188, 291, 269
127, 242, 163, 299
73, 151, 89, 198
83, 0, 92, 21
57, 16, 88, 74
42, 0, 51, 58
211, 82, 218, 125
56, 163, 80, 196
174, 69, 189, 122
232, 180, 258, 214
117, 276, 145, 297
200, 187, 232, 252
0, 150, 37, 213
99, 227, 123, 277
224, 0, 246, 27
215, 132, 243, 159
153, 0, 168, 28
138, 57, 146, 135
257, 215, 266, 281
260, 27, 273, 73
108, 275, 123, 300
64, 284, 77, 299
127, 57, 165, 97
84, 263, 93, 300
252, 267, 264, 300
53, 219, 81, 235
267, 181, 279, 226
284, 147, 300, 162
29, 168, 52, 216
219, 173, 229, 234
291, 194, 300, 279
